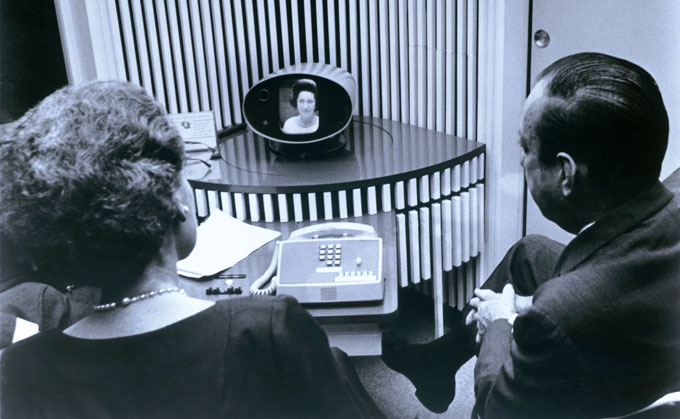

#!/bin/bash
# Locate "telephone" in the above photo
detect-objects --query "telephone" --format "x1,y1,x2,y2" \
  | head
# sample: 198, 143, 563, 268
250, 222, 384, 304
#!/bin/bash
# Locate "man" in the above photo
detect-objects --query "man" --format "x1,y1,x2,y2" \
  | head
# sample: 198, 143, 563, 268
382, 52, 680, 418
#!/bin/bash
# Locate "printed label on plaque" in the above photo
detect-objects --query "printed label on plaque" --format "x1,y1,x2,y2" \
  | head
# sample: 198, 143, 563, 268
168, 111, 217, 152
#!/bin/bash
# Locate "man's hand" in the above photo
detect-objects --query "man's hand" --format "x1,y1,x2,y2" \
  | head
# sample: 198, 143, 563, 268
466, 284, 517, 344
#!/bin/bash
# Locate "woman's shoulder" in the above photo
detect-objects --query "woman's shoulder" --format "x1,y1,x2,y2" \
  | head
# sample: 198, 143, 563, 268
214, 294, 302, 315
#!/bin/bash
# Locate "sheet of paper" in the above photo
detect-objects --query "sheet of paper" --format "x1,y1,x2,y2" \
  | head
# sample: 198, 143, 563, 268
13, 317, 39, 343
177, 210, 280, 278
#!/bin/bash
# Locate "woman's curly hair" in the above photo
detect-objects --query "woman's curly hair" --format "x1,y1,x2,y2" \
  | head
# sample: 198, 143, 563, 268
0, 81, 185, 289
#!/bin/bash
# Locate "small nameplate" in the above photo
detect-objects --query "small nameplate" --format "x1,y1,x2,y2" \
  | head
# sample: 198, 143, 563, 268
168, 111, 217, 152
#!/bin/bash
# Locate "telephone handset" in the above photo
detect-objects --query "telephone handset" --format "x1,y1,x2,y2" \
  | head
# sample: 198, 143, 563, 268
250, 222, 384, 304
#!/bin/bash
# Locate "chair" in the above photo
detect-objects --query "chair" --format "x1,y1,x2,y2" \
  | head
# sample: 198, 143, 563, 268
612, 392, 680, 419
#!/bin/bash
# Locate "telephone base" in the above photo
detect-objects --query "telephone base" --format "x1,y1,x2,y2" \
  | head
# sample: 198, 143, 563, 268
277, 280, 384, 305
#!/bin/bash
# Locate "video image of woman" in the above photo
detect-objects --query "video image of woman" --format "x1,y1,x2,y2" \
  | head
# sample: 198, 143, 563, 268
281, 79, 319, 134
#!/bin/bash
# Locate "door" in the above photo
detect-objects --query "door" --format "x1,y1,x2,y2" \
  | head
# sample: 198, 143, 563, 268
526, 0, 680, 243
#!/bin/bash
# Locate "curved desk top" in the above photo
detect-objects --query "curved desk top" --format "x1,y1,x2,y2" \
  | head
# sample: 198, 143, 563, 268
185, 116, 485, 194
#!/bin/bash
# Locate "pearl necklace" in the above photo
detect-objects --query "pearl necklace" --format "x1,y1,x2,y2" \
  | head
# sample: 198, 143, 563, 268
94, 287, 185, 312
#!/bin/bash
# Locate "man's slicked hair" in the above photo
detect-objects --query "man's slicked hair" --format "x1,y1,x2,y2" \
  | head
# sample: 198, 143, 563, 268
535, 52, 668, 189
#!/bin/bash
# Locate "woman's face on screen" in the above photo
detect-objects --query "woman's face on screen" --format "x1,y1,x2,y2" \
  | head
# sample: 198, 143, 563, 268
296, 91, 316, 123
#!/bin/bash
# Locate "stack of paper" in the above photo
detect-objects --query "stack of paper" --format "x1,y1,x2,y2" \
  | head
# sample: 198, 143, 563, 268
177, 210, 280, 278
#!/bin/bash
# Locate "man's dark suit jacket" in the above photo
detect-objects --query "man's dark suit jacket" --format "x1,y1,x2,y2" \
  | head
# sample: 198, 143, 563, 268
474, 180, 680, 418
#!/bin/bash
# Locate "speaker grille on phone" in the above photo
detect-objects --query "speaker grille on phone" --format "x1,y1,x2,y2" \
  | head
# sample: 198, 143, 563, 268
320, 287, 338, 301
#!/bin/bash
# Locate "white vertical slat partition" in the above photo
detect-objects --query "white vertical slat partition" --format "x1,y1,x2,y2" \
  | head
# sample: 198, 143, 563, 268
67, 0, 489, 137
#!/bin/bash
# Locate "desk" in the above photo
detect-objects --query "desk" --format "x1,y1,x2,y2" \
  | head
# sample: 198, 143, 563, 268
179, 212, 398, 356
184, 117, 485, 344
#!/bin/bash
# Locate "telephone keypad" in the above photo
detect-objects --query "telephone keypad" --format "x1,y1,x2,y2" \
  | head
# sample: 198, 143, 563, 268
320, 244, 343, 265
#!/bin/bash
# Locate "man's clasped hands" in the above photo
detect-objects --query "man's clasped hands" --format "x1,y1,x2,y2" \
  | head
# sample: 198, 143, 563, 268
466, 285, 533, 344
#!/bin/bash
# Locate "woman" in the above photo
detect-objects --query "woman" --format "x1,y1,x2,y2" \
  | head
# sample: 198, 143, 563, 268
282, 79, 319, 134
0, 81, 383, 418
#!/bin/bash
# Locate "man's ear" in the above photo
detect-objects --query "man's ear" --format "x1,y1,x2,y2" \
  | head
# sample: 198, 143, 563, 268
556, 152, 577, 197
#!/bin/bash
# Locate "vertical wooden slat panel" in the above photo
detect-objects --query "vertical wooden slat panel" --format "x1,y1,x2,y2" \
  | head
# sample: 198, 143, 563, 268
219, 191, 233, 216
381, 183, 392, 212
453, 164, 462, 192
234, 192, 246, 220
198, 0, 222, 127
323, 191, 333, 220
456, 0, 467, 137
209, 0, 231, 126
431, 171, 441, 200
452, 195, 462, 266
398, 0, 409, 123
461, 191, 470, 262
303, 0, 314, 62
104, 0, 127, 80
396, 213, 409, 288
153, 0, 177, 112
256, 0, 270, 75
477, 183, 485, 282
165, 0, 189, 112
315, 0, 326, 63
379, 0, 390, 119
207, 190, 220, 213
442, 198, 453, 271
419, 174, 430, 204
467, 0, 477, 140
293, 193, 304, 221
308, 192, 318, 221
244, 0, 260, 81
416, 0, 426, 127
327, 0, 337, 66
409, 209, 421, 284
280, 0, 292, 68
267, 0, 280, 70
369, 0, 380, 117
263, 193, 274, 222
352, 188, 363, 217
432, 202, 444, 337
290, 0, 302, 63
221, 0, 242, 123
471, 156, 479, 183
442, 167, 451, 196
420, 207, 431, 280
445, 0, 455, 134
462, 159, 470, 188
142, 0, 166, 107
435, 0, 445, 132
349, 0, 359, 115
367, 186, 378, 215
338, 190, 349, 219
118, 0, 140, 85
395, 180, 405, 209
130, 0, 154, 96
388, 1, 399, 121
426, 0, 435, 130
278, 194, 289, 222
479, 152, 486, 179
188, 1, 210, 112
232, 0, 250, 100
248, 193, 261, 222
277, 0, 292, 67
194, 188, 209, 218
338, 0, 348, 71
470, 186, 478, 256
359, 0, 371, 115
407, 0, 417, 126
407, 178, 418, 207
477, 0, 488, 142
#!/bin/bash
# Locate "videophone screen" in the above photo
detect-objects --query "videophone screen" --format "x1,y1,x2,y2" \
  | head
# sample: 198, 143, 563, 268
279, 78, 320, 135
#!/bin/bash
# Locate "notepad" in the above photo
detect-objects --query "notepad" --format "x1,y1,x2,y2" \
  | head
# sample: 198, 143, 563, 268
177, 210, 280, 278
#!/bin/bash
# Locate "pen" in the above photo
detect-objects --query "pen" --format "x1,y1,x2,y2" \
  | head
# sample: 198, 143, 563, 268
219, 273, 247, 279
